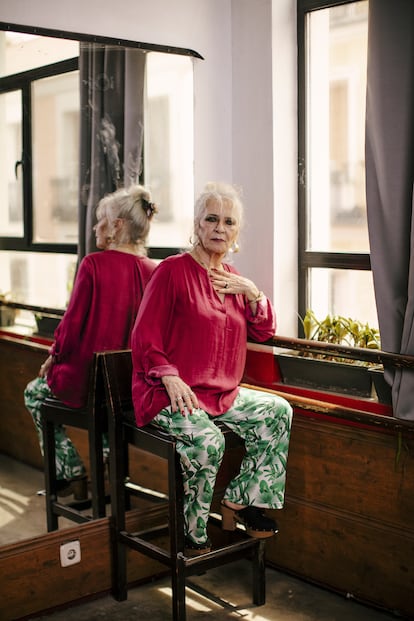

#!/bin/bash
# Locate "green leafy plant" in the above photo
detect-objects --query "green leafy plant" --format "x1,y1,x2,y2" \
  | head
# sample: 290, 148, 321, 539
299, 309, 381, 365
0, 291, 16, 327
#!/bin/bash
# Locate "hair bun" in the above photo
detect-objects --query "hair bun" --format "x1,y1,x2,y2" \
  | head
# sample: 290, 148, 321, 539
142, 198, 158, 218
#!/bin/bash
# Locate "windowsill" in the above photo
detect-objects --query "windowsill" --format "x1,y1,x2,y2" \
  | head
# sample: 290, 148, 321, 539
0, 325, 53, 346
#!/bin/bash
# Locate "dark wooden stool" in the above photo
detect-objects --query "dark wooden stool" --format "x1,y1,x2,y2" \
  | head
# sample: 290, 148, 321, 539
41, 353, 109, 531
102, 349, 267, 621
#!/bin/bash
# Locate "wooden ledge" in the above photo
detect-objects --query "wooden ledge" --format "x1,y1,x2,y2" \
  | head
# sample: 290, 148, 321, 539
240, 382, 414, 433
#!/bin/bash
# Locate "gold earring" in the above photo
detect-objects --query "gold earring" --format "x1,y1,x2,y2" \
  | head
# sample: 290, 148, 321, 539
231, 241, 240, 253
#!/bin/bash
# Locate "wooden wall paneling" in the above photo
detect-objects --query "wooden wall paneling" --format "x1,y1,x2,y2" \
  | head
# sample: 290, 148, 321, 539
266, 414, 414, 619
285, 416, 414, 524
0, 337, 49, 469
0, 506, 170, 621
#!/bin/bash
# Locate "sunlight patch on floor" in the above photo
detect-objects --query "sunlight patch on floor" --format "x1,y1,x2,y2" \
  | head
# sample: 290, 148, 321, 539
156, 585, 278, 620
0, 486, 31, 526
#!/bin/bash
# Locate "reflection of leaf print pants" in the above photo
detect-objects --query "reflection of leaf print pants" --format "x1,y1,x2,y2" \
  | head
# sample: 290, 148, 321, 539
24, 376, 95, 480
153, 386, 293, 545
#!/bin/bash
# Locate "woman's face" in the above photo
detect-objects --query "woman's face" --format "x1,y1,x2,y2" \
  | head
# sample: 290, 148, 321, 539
94, 214, 110, 249
196, 198, 240, 256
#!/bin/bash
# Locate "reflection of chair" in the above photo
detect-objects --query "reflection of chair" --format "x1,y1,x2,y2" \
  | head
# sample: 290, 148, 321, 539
41, 353, 109, 532
102, 349, 266, 621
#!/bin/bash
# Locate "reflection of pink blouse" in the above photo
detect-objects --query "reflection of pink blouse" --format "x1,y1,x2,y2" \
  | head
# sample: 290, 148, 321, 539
48, 250, 156, 408
131, 253, 276, 426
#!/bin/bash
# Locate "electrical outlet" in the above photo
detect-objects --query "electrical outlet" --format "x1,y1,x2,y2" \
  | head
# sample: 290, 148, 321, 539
60, 540, 81, 567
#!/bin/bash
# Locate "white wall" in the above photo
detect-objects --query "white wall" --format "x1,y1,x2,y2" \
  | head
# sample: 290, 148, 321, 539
272, 0, 298, 335
1, 0, 298, 334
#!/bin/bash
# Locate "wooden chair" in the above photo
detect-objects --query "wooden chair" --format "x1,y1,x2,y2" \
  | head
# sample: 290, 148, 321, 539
41, 353, 109, 531
101, 349, 267, 621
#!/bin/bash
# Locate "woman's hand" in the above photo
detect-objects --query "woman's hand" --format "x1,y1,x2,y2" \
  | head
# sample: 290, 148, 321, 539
161, 375, 199, 415
209, 269, 263, 306
39, 355, 53, 378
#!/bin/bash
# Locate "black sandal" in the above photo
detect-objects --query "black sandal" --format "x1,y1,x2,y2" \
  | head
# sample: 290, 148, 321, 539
56, 476, 88, 501
184, 536, 212, 557
221, 501, 278, 538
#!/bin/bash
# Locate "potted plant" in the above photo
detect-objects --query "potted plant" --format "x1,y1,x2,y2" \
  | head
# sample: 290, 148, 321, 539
277, 309, 389, 400
0, 292, 16, 327
34, 312, 62, 337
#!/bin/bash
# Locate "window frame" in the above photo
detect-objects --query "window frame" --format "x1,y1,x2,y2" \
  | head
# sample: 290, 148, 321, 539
297, 0, 371, 333
0, 57, 79, 255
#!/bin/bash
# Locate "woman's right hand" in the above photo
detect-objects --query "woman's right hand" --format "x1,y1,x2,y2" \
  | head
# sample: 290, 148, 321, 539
39, 355, 53, 378
161, 375, 199, 415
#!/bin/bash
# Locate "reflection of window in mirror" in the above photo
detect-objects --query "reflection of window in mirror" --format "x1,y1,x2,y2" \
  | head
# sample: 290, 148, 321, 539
145, 52, 194, 249
0, 30, 194, 315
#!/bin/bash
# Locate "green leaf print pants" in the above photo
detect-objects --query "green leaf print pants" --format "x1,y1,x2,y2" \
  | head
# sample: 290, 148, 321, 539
153, 385, 293, 546
24, 376, 98, 480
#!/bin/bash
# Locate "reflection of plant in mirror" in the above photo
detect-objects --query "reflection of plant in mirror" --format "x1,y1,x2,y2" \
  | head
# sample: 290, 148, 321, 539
0, 291, 16, 327
66, 260, 77, 305
300, 309, 381, 364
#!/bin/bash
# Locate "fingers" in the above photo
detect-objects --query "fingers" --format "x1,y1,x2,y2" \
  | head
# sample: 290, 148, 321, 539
209, 269, 239, 294
209, 269, 231, 293
39, 356, 52, 378
175, 389, 199, 415
161, 375, 199, 415
209, 270, 258, 298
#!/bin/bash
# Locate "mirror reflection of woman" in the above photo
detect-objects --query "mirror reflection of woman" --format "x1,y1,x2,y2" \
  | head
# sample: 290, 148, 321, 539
24, 184, 158, 500
131, 181, 293, 556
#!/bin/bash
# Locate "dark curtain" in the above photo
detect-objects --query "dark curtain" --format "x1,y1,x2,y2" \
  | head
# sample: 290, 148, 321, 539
78, 43, 146, 258
365, 0, 414, 419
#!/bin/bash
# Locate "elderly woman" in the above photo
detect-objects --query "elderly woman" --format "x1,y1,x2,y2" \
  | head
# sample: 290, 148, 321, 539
131, 181, 292, 556
24, 184, 158, 499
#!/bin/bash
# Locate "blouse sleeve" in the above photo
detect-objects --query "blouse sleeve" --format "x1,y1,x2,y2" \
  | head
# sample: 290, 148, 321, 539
245, 294, 276, 342
131, 261, 179, 382
51, 258, 94, 361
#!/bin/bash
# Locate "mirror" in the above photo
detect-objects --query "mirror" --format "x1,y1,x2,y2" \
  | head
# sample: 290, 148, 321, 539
0, 22, 198, 546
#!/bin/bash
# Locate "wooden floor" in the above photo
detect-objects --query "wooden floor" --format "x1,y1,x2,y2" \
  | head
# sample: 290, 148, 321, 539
27, 558, 401, 621
0, 453, 77, 545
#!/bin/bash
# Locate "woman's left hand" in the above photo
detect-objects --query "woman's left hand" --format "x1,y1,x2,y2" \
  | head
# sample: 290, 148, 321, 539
209, 269, 261, 302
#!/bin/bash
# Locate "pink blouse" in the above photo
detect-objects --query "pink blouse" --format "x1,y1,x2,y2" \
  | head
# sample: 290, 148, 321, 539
47, 250, 156, 408
131, 252, 276, 426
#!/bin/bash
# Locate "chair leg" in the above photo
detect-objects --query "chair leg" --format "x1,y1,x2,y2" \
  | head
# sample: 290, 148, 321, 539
108, 413, 128, 600
168, 445, 188, 620
252, 539, 266, 605
110, 519, 128, 601
171, 554, 187, 621
43, 416, 59, 532
89, 421, 106, 519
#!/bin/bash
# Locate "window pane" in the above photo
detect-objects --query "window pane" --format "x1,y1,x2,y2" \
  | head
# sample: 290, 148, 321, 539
32, 71, 80, 244
0, 32, 78, 77
0, 250, 76, 309
0, 90, 23, 237
145, 52, 194, 249
306, 1, 369, 252
308, 268, 378, 329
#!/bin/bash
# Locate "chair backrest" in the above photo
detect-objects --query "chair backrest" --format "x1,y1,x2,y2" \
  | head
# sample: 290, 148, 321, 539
42, 352, 104, 419
99, 349, 135, 423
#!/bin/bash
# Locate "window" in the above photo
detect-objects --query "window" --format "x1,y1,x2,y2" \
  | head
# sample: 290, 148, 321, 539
297, 0, 377, 328
0, 28, 195, 319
